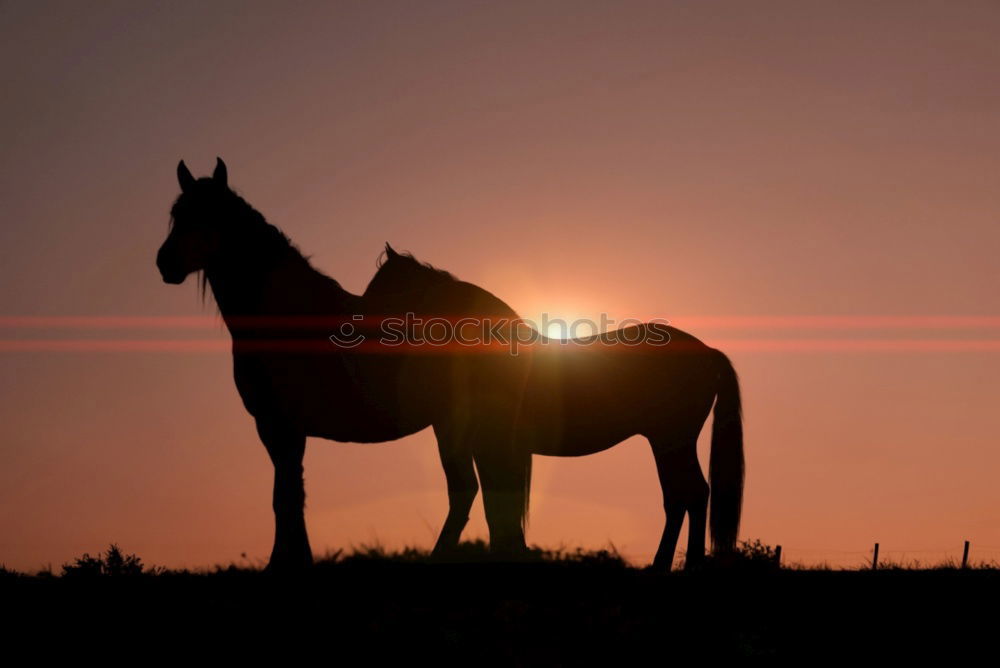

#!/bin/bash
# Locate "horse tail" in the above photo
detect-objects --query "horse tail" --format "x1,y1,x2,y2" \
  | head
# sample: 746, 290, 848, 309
709, 349, 744, 554
521, 451, 532, 532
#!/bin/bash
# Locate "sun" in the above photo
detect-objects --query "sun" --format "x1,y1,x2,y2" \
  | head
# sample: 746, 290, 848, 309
546, 322, 567, 340
546, 319, 596, 341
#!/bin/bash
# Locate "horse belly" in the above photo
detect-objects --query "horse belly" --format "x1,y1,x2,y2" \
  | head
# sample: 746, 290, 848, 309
524, 421, 639, 457
515, 375, 645, 457
515, 344, 710, 456
234, 352, 432, 443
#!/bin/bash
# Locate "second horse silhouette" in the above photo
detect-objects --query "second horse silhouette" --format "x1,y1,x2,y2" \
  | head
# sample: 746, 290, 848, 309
156, 158, 745, 571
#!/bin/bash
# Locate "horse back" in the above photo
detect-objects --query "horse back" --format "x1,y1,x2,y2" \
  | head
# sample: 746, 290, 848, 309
513, 325, 720, 455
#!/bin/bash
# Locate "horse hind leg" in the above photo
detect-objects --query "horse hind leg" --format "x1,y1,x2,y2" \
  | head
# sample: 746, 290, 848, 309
649, 437, 709, 570
473, 440, 530, 556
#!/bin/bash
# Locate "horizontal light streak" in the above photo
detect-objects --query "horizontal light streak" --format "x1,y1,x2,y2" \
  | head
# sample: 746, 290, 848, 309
2, 315, 1000, 329
2, 315, 999, 353
1, 338, 998, 353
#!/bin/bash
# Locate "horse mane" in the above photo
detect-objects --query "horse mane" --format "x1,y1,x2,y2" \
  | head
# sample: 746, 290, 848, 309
365, 248, 459, 298
169, 188, 307, 259
170, 186, 343, 305
364, 246, 522, 324
375, 247, 458, 282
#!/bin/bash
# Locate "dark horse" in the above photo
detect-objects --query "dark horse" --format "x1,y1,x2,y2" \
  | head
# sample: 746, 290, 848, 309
156, 158, 744, 571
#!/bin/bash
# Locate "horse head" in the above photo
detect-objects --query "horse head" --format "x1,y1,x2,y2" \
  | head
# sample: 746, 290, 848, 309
157, 157, 233, 284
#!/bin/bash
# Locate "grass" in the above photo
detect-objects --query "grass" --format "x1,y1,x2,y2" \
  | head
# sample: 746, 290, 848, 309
2, 539, 997, 659
5, 537, 996, 578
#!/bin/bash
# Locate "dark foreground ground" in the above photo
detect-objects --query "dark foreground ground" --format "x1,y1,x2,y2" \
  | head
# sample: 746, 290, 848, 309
2, 542, 997, 661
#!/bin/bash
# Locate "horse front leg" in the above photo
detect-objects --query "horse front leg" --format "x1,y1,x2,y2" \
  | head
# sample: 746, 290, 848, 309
432, 423, 478, 555
257, 419, 312, 572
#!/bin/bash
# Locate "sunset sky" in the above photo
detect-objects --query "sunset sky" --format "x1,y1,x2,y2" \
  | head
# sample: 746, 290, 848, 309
2, 1, 999, 572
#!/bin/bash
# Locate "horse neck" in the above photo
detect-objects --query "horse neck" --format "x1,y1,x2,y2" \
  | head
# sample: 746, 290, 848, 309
205, 227, 353, 331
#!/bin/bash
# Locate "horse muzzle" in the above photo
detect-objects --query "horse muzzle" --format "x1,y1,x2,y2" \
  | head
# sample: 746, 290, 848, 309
157, 250, 189, 284
160, 269, 188, 285
156, 260, 190, 285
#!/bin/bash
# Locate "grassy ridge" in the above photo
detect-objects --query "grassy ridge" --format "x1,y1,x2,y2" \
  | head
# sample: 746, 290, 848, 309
3, 541, 997, 659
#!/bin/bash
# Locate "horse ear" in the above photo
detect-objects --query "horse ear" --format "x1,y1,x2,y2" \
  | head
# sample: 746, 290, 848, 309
213, 157, 228, 188
384, 243, 399, 258
177, 160, 195, 192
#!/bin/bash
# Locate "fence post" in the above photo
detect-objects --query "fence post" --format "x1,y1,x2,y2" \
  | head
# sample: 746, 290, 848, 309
962, 540, 970, 569
774, 544, 782, 568
872, 542, 879, 571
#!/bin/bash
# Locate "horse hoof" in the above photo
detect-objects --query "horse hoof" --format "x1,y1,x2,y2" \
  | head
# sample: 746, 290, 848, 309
265, 553, 313, 574
430, 546, 459, 562
265, 562, 311, 575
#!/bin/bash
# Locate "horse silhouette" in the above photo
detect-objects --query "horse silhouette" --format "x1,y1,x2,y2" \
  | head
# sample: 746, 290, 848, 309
157, 158, 744, 571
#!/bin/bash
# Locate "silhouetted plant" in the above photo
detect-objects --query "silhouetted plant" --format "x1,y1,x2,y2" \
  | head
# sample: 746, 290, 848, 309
541, 543, 629, 569
62, 544, 147, 577
308, 540, 630, 570
735, 538, 779, 563
698, 538, 780, 572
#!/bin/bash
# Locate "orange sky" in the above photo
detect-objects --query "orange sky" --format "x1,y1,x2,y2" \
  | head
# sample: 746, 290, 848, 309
2, 1, 999, 571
